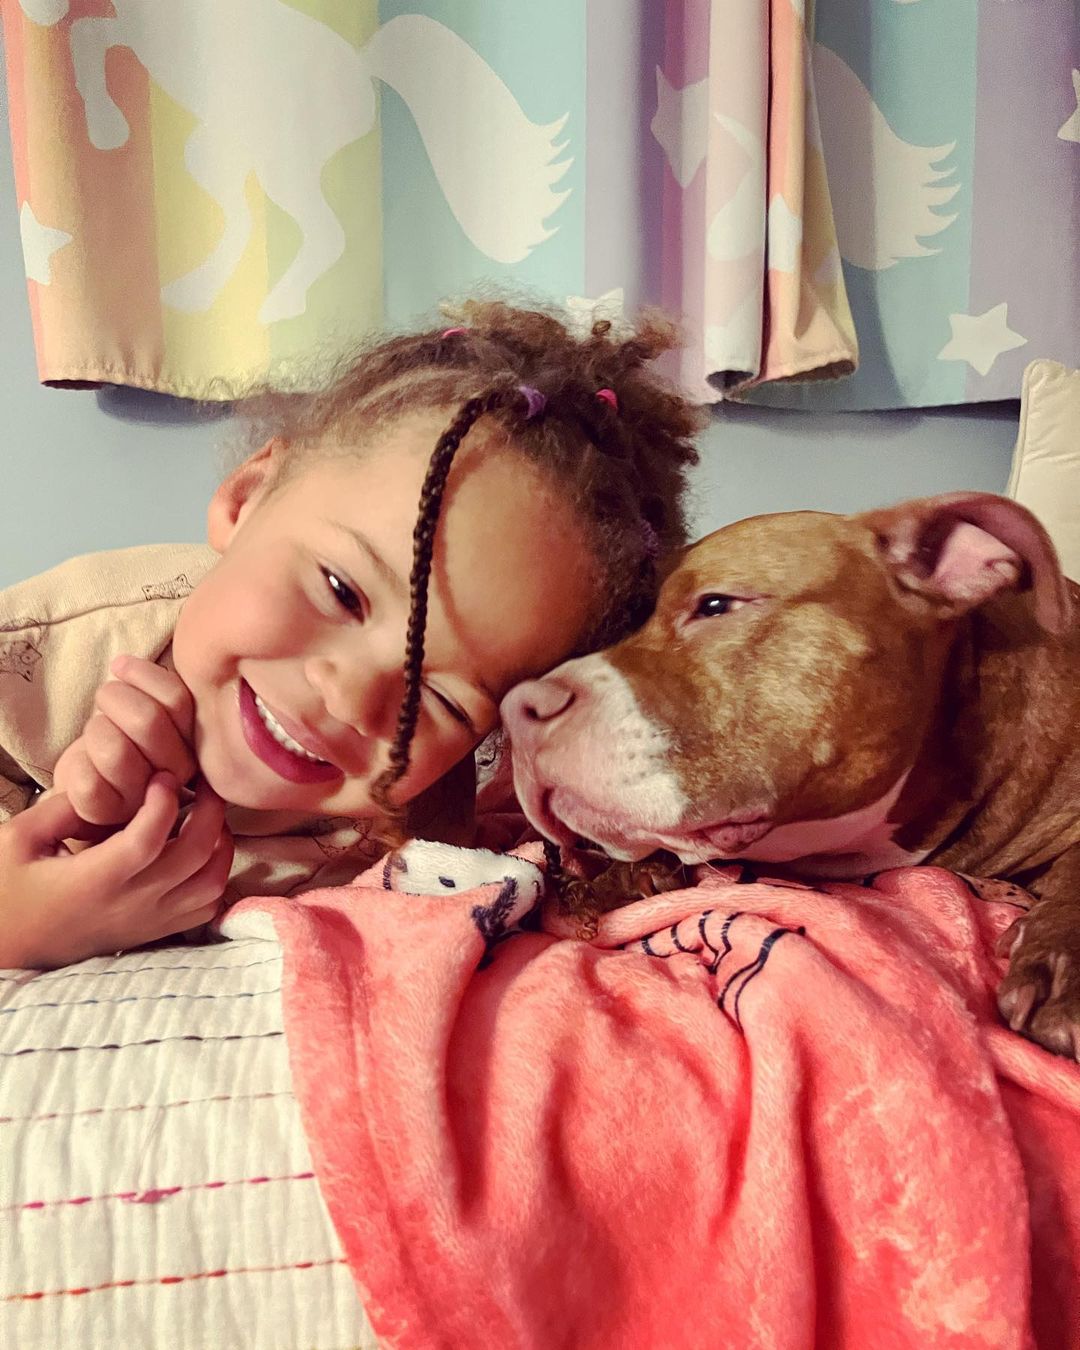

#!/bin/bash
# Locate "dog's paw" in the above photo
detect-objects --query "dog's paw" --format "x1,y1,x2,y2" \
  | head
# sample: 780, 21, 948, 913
997, 910, 1080, 1060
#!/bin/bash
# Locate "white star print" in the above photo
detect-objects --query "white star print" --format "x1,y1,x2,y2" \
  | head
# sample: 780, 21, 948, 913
18, 0, 69, 23
704, 291, 761, 373
650, 68, 709, 189
767, 195, 803, 275
937, 304, 1027, 378
19, 202, 73, 285
564, 288, 630, 339
1058, 70, 1080, 144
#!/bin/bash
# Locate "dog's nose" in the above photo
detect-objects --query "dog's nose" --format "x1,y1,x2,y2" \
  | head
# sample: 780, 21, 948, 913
501, 677, 576, 728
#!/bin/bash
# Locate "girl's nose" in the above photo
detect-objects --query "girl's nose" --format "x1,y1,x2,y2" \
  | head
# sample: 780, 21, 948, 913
304, 653, 402, 741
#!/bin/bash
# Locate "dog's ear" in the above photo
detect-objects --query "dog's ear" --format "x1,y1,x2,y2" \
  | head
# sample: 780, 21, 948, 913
861, 492, 1072, 634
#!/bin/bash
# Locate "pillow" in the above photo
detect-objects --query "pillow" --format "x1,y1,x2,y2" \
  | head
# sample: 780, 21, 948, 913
1007, 360, 1080, 582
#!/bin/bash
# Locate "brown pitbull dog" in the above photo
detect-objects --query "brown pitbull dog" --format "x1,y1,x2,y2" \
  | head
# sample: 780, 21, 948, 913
501, 493, 1080, 1058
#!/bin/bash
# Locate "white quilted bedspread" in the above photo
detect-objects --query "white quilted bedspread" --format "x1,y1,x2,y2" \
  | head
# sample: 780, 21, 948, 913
0, 936, 376, 1349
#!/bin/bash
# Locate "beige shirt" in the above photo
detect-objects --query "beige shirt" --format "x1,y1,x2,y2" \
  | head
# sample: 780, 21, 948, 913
0, 544, 397, 899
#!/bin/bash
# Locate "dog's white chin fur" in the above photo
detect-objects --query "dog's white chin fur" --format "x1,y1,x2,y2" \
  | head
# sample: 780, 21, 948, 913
541, 798, 775, 866
535, 750, 924, 880
546, 773, 926, 877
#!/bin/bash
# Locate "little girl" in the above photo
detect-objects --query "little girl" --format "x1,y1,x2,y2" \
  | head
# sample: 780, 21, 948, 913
0, 301, 703, 969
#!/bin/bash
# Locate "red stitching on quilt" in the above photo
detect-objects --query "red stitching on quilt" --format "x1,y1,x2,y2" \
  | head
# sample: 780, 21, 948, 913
0, 1089, 293, 1127
4, 1257, 349, 1303
7, 1170, 316, 1215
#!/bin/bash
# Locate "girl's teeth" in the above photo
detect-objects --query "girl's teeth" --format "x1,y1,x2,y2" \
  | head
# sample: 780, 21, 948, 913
253, 693, 327, 763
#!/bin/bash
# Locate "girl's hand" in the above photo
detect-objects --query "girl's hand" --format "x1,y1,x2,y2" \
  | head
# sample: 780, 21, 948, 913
53, 655, 198, 828
0, 774, 234, 970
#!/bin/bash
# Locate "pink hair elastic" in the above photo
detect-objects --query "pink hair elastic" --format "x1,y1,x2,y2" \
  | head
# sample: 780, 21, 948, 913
641, 520, 661, 559
517, 385, 547, 420
440, 326, 468, 338
595, 388, 619, 412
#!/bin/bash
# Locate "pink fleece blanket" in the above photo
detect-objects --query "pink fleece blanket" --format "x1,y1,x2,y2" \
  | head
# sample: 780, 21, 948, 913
227, 852, 1080, 1350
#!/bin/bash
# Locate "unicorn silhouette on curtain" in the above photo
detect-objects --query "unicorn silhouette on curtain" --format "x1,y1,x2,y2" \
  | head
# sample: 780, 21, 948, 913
23, 0, 572, 324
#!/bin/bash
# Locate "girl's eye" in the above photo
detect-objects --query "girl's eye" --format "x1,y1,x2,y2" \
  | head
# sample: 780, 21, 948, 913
426, 684, 473, 731
693, 594, 747, 619
321, 567, 363, 616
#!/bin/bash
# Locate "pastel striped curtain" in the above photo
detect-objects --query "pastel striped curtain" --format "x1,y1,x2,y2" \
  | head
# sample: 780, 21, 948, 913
657, 0, 857, 398
747, 0, 1080, 411
1, 0, 856, 402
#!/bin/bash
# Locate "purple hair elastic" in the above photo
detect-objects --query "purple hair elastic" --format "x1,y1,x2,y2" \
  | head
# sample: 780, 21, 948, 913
517, 384, 547, 420
440, 326, 468, 338
595, 387, 619, 412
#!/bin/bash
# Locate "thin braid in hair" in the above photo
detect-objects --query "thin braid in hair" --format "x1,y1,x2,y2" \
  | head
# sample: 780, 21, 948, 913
370, 382, 527, 817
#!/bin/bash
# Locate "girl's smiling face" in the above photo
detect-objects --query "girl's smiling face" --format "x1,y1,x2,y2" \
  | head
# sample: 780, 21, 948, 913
172, 414, 599, 817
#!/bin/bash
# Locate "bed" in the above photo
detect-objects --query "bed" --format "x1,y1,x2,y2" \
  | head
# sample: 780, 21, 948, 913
0, 935, 376, 1348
